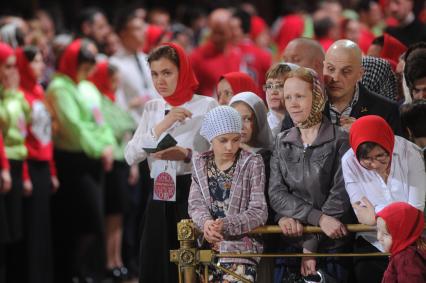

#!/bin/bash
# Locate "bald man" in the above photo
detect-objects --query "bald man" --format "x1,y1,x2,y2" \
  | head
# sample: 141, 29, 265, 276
282, 38, 325, 78
323, 39, 401, 134
190, 9, 242, 97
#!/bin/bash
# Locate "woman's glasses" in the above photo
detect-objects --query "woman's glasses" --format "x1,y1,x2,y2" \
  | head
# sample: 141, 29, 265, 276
359, 152, 390, 167
263, 82, 285, 93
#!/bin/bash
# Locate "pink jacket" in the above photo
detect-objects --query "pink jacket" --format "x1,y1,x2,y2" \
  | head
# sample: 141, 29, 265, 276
188, 149, 267, 264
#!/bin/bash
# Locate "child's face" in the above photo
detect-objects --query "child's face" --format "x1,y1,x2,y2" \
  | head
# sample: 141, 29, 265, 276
211, 133, 241, 163
377, 217, 393, 252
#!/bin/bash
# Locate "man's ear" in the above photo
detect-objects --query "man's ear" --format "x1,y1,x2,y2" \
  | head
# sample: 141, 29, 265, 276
358, 66, 364, 81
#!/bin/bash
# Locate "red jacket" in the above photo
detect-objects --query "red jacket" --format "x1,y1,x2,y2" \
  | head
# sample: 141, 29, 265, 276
382, 245, 426, 283
15, 48, 56, 180
0, 135, 9, 170
236, 39, 272, 101
190, 41, 242, 97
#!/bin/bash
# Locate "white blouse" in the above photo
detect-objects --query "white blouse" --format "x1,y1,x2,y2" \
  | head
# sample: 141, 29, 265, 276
267, 111, 283, 137
125, 95, 218, 175
342, 136, 426, 251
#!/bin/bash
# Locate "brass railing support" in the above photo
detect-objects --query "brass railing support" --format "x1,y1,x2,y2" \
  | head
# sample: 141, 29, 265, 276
170, 219, 197, 283
171, 221, 425, 282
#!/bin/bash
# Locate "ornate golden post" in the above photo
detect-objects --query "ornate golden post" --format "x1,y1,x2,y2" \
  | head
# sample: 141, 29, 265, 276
170, 219, 197, 283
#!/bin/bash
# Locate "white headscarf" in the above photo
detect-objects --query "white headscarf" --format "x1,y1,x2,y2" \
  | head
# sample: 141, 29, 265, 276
230, 92, 274, 151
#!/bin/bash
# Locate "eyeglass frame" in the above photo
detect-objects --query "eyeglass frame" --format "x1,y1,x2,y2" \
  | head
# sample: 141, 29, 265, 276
359, 152, 390, 167
263, 82, 285, 93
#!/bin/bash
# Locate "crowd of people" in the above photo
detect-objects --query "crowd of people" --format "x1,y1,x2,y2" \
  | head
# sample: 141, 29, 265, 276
0, 0, 425, 283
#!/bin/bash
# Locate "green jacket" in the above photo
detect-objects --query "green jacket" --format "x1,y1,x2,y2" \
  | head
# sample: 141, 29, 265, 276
100, 95, 136, 160
46, 75, 116, 159
0, 86, 30, 160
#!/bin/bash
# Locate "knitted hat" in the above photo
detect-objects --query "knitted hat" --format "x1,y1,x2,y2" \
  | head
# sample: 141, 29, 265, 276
200, 106, 242, 142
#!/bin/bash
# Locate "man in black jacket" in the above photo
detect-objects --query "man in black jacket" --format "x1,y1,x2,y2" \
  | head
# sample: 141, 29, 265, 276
384, 0, 426, 46
323, 39, 402, 135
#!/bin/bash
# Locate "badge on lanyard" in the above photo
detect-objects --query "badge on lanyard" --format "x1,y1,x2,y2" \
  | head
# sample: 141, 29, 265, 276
152, 160, 177, 202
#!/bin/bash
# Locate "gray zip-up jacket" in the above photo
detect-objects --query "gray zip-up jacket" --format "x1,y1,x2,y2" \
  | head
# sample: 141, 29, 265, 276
269, 117, 353, 252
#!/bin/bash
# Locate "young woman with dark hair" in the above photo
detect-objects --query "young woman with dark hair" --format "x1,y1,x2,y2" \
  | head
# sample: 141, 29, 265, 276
125, 43, 217, 283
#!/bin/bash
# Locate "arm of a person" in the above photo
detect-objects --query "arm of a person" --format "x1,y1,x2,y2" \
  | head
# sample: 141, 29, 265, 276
321, 141, 352, 219
268, 138, 321, 225
188, 168, 213, 231
0, 134, 9, 170
47, 86, 115, 158
221, 155, 268, 236
48, 157, 57, 177
22, 161, 30, 181
124, 106, 156, 166
407, 146, 426, 211
341, 153, 365, 206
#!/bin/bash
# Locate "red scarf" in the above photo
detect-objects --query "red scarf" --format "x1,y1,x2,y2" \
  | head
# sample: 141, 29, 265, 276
58, 39, 82, 83
377, 202, 424, 256
15, 48, 44, 102
275, 14, 305, 52
88, 61, 115, 101
161, 42, 198, 106
0, 42, 14, 64
349, 115, 395, 160
250, 16, 267, 41
143, 25, 169, 54
220, 72, 260, 98
380, 33, 407, 71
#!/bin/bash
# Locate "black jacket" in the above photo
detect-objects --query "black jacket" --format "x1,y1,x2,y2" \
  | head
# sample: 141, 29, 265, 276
385, 18, 426, 47
281, 83, 403, 135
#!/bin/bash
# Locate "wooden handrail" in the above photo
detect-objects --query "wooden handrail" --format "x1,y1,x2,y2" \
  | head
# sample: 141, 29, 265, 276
248, 224, 377, 234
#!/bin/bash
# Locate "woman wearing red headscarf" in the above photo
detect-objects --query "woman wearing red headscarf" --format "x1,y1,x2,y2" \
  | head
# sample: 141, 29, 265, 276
341, 115, 426, 283
367, 33, 407, 71
377, 202, 426, 283
125, 42, 218, 283
0, 42, 31, 282
216, 71, 261, 105
15, 45, 57, 283
142, 25, 171, 54
45, 39, 116, 282
89, 60, 137, 281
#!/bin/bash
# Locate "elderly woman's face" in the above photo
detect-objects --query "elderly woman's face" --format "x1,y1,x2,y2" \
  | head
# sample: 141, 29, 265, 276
150, 57, 179, 98
217, 78, 233, 105
283, 77, 313, 125
232, 102, 255, 144
212, 133, 241, 162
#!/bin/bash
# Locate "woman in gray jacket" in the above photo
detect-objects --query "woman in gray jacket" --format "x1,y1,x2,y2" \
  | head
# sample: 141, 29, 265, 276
269, 67, 354, 283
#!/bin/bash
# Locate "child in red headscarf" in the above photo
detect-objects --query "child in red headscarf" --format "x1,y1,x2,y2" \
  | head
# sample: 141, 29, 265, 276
377, 202, 426, 283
